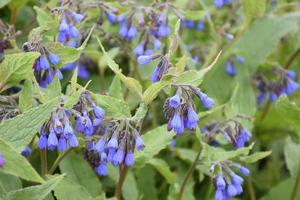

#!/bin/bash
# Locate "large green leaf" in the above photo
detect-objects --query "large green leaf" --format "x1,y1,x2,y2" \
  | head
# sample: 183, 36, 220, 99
0, 139, 43, 183
134, 125, 175, 168
284, 137, 300, 178
0, 98, 58, 152
59, 153, 103, 197
5, 175, 64, 200
242, 0, 267, 20
148, 158, 175, 184
122, 171, 138, 200
19, 80, 33, 112
0, 52, 40, 90
0, 173, 22, 196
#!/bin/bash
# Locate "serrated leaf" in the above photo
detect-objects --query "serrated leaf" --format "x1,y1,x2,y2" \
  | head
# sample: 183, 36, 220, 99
134, 125, 175, 168
59, 153, 102, 197
43, 75, 62, 100
19, 80, 33, 112
240, 151, 271, 163
284, 137, 300, 178
0, 52, 40, 91
149, 158, 175, 184
108, 76, 123, 99
0, 139, 43, 183
0, 98, 58, 152
54, 177, 94, 200
93, 94, 131, 118
5, 175, 64, 200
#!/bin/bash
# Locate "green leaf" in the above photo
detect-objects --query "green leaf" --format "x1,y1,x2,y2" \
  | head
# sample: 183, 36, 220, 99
122, 171, 138, 200
136, 166, 158, 200
54, 177, 94, 200
97, 37, 143, 100
33, 6, 56, 29
143, 79, 171, 105
148, 158, 175, 184
8, 0, 28, 12
0, 139, 43, 183
201, 143, 253, 164
242, 0, 267, 20
43, 75, 62, 100
5, 175, 64, 200
0, 52, 40, 90
108, 76, 123, 99
93, 94, 131, 118
0, 98, 58, 152
131, 103, 148, 122
0, 0, 11, 8
134, 125, 175, 168
19, 80, 33, 112
174, 148, 198, 163
0, 173, 22, 195
284, 137, 300, 178
98, 47, 120, 69
59, 153, 103, 197
240, 151, 271, 163
184, 10, 207, 20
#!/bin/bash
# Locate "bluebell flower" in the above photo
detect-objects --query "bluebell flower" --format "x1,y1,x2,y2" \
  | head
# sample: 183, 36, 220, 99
38, 134, 47, 149
118, 14, 126, 23
95, 139, 106, 153
59, 19, 69, 32
197, 22, 204, 31
39, 55, 50, 70
158, 24, 170, 37
287, 70, 296, 80
235, 128, 251, 148
137, 55, 152, 66
106, 12, 117, 24
184, 20, 195, 28
126, 26, 137, 40
234, 183, 243, 195
0, 154, 4, 168
135, 136, 145, 151
186, 106, 199, 130
54, 118, 63, 134
107, 137, 118, 149
239, 166, 250, 176
107, 148, 116, 162
227, 184, 238, 197
214, 0, 224, 8
134, 44, 144, 56
196, 90, 215, 109
57, 32, 68, 43
230, 172, 244, 185
21, 146, 32, 157
69, 24, 80, 38
151, 66, 160, 82
169, 94, 181, 108
170, 112, 184, 135
76, 112, 94, 136
214, 189, 224, 200
96, 163, 108, 176
47, 130, 58, 150
144, 49, 153, 56
67, 39, 77, 47
112, 148, 125, 166
72, 13, 84, 23
48, 52, 60, 65
225, 62, 236, 77
119, 24, 128, 38
285, 79, 300, 95
125, 151, 135, 166
269, 91, 278, 102
67, 132, 78, 147
58, 136, 67, 151
154, 39, 161, 50
93, 104, 105, 119
216, 176, 226, 190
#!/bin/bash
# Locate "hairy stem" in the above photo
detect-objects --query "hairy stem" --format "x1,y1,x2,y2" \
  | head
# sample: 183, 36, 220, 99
115, 165, 128, 200
178, 148, 202, 200
48, 148, 72, 174
40, 149, 47, 177
291, 155, 300, 200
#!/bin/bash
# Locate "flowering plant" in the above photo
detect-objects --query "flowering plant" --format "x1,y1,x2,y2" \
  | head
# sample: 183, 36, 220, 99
0, 0, 300, 200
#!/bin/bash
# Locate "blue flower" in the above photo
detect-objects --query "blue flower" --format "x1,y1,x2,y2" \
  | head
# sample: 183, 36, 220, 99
227, 184, 238, 197
285, 79, 300, 95
225, 62, 236, 77
154, 39, 161, 50
169, 94, 181, 108
269, 91, 278, 102
216, 176, 226, 190
21, 146, 32, 157
236, 55, 245, 64
53, 117, 63, 134
38, 134, 47, 149
95, 139, 106, 153
47, 130, 58, 150
158, 24, 170, 37
234, 183, 243, 195
151, 66, 160, 82
287, 70, 296, 80
0, 154, 4, 168
68, 24, 80, 38
67, 132, 79, 147
184, 20, 195, 29
57, 31, 68, 43
135, 136, 145, 151
197, 22, 204, 31
170, 112, 184, 135
112, 148, 125, 166
72, 13, 84, 23
186, 106, 199, 130
214, 189, 225, 200
125, 151, 135, 166
235, 128, 251, 148
144, 49, 153, 56
126, 26, 137, 40
107, 148, 116, 162
118, 14, 126, 23
137, 55, 152, 66
96, 163, 108, 176
119, 24, 128, 38
196, 90, 215, 109
93, 104, 105, 119
134, 44, 144, 56
239, 166, 250, 176
107, 137, 118, 149
214, 0, 224, 8
48, 52, 60, 65
59, 19, 69, 32
78, 64, 90, 80
39, 55, 50, 70
58, 136, 67, 151
106, 12, 117, 24
230, 172, 244, 185
76, 112, 94, 136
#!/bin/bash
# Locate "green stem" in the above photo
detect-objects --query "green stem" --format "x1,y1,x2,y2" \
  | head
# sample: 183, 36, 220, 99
246, 176, 256, 200
284, 46, 300, 69
291, 155, 300, 200
178, 148, 202, 200
40, 149, 47, 177
48, 149, 72, 174
115, 165, 128, 200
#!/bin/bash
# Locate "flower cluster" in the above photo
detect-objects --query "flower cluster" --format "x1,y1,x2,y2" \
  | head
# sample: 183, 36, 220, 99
0, 153, 4, 168
224, 55, 245, 77
214, 0, 233, 8
255, 68, 300, 105
22, 39, 62, 88
201, 117, 252, 148
163, 85, 214, 135
57, 9, 83, 44
84, 119, 145, 176
211, 161, 250, 200
183, 20, 205, 31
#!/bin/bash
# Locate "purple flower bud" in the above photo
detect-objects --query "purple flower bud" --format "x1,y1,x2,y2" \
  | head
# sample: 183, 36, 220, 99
47, 130, 58, 150
96, 163, 108, 176
239, 166, 250, 176
196, 90, 215, 109
0, 154, 4, 168
227, 184, 238, 197
224, 33, 234, 41
126, 26, 137, 40
154, 39, 161, 50
231, 173, 244, 185
197, 22, 204, 31
125, 151, 135, 166
54, 118, 64, 134
144, 49, 153, 56
93, 104, 105, 119
151, 67, 160, 83
59, 19, 69, 32
135, 136, 145, 151
112, 148, 125, 166
216, 176, 226, 190
39, 55, 50, 70
235, 128, 251, 148
184, 20, 195, 29
214, 189, 224, 200
138, 55, 152, 66
57, 31, 68, 43
134, 44, 144, 56
107, 137, 118, 149
67, 133, 78, 147
171, 112, 184, 135
21, 146, 32, 157
214, 0, 224, 8
95, 139, 106, 153
58, 136, 67, 151
72, 13, 84, 23
186, 106, 198, 130
48, 52, 60, 65
287, 70, 296, 80
169, 94, 181, 108
236, 55, 245, 64
38, 134, 47, 149
106, 12, 117, 24
76, 113, 93, 136
269, 91, 278, 102
118, 14, 126, 23
285, 79, 300, 95
100, 152, 107, 162
119, 24, 128, 38
69, 24, 80, 38
78, 65, 90, 80
107, 148, 116, 162
225, 62, 236, 77
234, 183, 243, 195
158, 24, 169, 37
